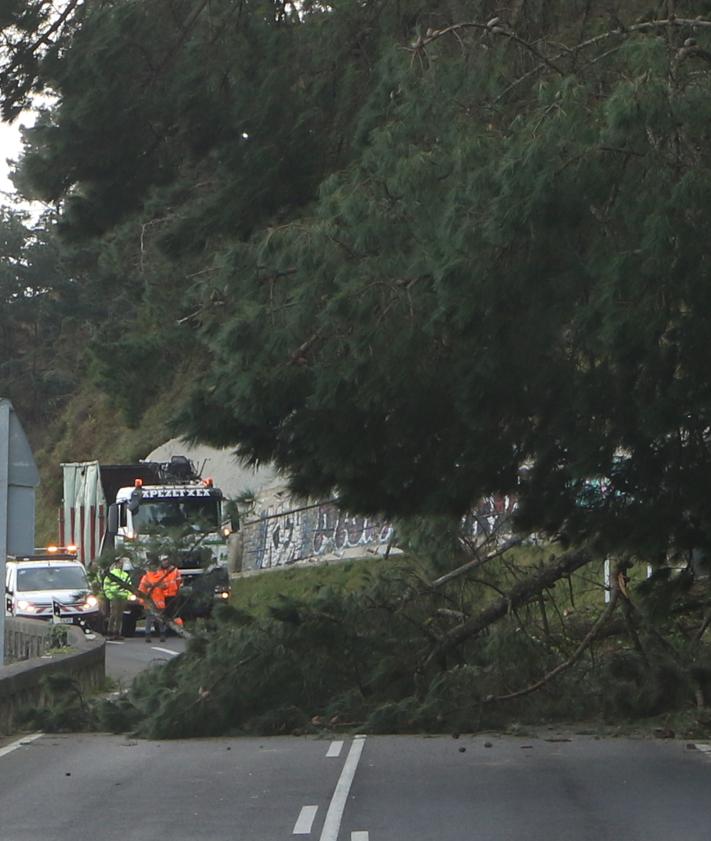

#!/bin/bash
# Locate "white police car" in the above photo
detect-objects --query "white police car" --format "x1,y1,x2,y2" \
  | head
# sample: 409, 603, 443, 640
5, 553, 101, 630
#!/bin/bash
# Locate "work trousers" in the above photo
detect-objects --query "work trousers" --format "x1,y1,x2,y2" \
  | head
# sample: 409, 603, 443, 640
144, 606, 166, 639
108, 598, 127, 637
164, 595, 179, 620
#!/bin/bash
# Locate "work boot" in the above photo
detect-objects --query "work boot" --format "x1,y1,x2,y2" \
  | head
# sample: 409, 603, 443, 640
145, 636, 153, 643
159, 636, 166, 642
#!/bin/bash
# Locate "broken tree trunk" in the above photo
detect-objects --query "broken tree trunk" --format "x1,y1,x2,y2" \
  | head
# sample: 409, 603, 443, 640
421, 545, 595, 675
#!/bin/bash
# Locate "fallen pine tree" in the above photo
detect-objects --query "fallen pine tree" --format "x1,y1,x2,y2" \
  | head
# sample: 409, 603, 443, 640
22, 536, 711, 739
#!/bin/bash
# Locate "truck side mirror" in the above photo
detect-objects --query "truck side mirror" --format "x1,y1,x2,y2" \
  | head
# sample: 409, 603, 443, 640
107, 504, 119, 536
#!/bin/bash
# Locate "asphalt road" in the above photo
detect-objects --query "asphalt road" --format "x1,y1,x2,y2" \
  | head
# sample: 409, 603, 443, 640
104, 631, 187, 684
1, 732, 710, 841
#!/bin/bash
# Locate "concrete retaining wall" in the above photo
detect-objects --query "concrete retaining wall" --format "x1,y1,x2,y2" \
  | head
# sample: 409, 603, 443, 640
0, 620, 105, 736
237, 489, 517, 573
239, 492, 394, 572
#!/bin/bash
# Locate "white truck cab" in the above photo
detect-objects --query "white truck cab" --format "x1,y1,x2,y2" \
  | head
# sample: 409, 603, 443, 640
113, 481, 229, 567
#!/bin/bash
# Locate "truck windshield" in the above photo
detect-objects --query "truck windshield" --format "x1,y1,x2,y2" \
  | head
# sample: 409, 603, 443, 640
132, 498, 220, 531
17, 566, 88, 591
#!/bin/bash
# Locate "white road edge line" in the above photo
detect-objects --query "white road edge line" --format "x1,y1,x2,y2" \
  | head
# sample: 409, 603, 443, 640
0, 732, 43, 759
151, 647, 179, 656
319, 735, 366, 841
694, 743, 711, 753
293, 805, 319, 834
351, 833, 369, 841
326, 740, 344, 758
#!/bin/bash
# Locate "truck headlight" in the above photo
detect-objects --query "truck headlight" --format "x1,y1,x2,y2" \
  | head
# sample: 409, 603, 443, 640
85, 595, 99, 608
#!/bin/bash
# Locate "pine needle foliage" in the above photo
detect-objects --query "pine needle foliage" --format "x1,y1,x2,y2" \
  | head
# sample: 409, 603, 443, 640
7, 3, 711, 735
84, 546, 711, 737
5, 3, 711, 561
172, 3, 711, 559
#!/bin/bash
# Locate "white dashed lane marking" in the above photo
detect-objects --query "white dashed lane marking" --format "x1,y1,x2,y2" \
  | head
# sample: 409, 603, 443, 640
151, 647, 179, 656
293, 805, 319, 834
351, 833, 369, 840
326, 741, 344, 758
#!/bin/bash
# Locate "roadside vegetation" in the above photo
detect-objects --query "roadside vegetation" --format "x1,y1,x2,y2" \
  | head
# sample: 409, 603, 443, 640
118, 540, 711, 739
24, 533, 711, 740
4, 2, 711, 738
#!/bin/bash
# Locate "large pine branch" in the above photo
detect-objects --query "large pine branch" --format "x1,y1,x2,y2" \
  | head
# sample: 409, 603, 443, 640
423, 545, 595, 671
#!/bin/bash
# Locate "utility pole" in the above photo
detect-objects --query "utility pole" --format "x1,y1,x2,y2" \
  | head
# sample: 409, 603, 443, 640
0, 399, 39, 665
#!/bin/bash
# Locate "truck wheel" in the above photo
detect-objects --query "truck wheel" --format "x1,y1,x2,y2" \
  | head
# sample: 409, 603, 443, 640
121, 612, 138, 637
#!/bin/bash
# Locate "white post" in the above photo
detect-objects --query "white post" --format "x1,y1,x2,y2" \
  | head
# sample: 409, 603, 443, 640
603, 558, 611, 604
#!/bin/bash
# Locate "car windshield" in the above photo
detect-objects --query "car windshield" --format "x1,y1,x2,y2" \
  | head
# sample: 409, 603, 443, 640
16, 566, 88, 592
132, 498, 220, 531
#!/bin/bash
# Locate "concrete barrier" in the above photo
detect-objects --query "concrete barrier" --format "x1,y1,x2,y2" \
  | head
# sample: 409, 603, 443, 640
4, 617, 53, 663
0, 619, 105, 736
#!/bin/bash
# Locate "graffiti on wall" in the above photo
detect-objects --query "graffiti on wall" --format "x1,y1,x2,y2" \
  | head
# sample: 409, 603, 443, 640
246, 503, 394, 570
462, 495, 517, 541
312, 505, 394, 556
243, 495, 515, 571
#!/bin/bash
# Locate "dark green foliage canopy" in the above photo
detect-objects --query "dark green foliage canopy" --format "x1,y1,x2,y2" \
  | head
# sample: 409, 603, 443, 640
4, 1, 711, 558
0, 207, 82, 422
184, 3, 711, 559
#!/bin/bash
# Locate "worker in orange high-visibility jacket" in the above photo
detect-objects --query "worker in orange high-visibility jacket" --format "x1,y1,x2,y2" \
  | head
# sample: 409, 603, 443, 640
139, 560, 169, 642
159, 554, 183, 625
